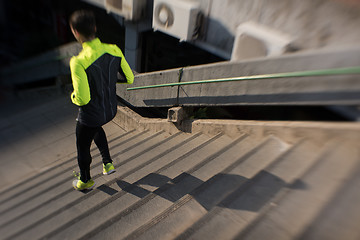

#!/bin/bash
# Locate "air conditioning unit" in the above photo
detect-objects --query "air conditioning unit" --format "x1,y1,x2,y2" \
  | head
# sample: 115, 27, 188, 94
153, 0, 201, 41
105, 0, 147, 21
231, 22, 295, 61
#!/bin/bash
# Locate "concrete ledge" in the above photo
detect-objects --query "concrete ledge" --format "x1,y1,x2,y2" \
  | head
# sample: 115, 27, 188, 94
115, 103, 360, 144
118, 46, 360, 107
114, 103, 181, 135
188, 119, 360, 144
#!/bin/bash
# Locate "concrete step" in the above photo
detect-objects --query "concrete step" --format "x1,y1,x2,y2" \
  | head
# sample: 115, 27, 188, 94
0, 129, 187, 239
124, 136, 291, 240
176, 137, 334, 240
0, 127, 131, 210
33, 134, 236, 240
237, 140, 359, 240
0, 128, 144, 226
1, 97, 360, 240
0, 95, 80, 191
0, 129, 141, 233
0, 129, 221, 239
296, 154, 360, 240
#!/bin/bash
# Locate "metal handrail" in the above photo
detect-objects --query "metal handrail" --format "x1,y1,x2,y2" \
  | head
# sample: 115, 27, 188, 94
126, 66, 360, 91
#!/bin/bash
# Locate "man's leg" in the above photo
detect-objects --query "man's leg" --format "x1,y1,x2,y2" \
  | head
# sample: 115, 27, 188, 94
76, 122, 96, 182
93, 127, 112, 165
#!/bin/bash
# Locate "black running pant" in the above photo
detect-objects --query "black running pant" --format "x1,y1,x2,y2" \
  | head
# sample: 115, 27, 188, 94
76, 121, 112, 182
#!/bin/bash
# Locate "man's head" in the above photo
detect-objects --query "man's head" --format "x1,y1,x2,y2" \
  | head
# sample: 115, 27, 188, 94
69, 10, 96, 43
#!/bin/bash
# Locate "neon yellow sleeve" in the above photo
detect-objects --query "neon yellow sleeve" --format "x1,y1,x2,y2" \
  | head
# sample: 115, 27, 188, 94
111, 45, 134, 84
120, 56, 134, 84
70, 57, 91, 106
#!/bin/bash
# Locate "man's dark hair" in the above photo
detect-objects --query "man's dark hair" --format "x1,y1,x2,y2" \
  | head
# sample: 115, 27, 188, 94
69, 10, 96, 38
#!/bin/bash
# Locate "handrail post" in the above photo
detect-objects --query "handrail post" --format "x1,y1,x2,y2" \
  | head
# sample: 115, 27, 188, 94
176, 68, 184, 106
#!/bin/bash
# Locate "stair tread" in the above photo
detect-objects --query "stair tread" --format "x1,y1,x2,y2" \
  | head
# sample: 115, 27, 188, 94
0, 128, 131, 206
238, 140, 359, 240
176, 138, 336, 240
24, 135, 233, 240
0, 129, 152, 225
126, 136, 292, 240
0, 130, 194, 239
1, 114, 359, 240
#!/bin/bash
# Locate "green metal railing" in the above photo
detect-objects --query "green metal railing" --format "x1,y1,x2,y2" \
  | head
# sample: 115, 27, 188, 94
127, 66, 360, 91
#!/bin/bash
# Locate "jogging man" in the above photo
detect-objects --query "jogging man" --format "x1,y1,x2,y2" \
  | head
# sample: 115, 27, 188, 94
69, 10, 134, 191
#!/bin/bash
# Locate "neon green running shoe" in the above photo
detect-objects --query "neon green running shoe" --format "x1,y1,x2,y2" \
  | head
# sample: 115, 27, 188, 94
72, 179, 95, 191
103, 163, 115, 175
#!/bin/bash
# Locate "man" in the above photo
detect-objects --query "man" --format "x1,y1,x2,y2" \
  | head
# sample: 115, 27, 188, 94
69, 10, 134, 191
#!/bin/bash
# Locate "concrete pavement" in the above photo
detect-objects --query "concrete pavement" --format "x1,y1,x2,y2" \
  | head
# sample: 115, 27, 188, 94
1, 88, 360, 239
0, 90, 121, 192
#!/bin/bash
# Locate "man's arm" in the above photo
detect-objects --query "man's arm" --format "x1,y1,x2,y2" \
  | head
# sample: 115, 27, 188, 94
120, 57, 134, 84
70, 58, 91, 106
117, 52, 134, 84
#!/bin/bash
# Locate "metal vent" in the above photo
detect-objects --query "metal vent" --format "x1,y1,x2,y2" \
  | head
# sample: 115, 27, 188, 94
154, 3, 174, 28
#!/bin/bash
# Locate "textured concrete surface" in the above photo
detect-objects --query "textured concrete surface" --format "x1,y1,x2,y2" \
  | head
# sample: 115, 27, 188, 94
206, 0, 360, 53
0, 91, 360, 239
0, 92, 121, 192
118, 46, 360, 107
83, 0, 360, 57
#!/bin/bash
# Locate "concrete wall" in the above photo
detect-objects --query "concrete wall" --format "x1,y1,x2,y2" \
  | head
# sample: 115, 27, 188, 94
203, 0, 360, 56
117, 46, 360, 107
3, 0, 359, 101
83, 0, 360, 61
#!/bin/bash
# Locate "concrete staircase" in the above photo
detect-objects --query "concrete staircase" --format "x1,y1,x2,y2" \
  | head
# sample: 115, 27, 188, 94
0, 99, 359, 240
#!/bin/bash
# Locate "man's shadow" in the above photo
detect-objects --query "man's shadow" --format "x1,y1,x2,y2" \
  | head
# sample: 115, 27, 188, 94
99, 171, 307, 212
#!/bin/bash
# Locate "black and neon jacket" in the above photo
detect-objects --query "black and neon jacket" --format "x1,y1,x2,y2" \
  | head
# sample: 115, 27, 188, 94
70, 38, 134, 127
